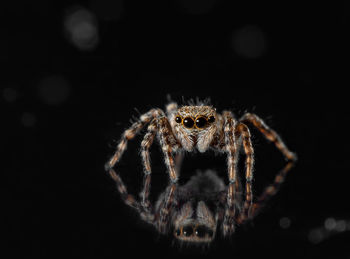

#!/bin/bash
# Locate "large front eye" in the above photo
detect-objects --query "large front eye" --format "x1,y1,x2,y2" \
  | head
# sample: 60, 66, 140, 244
183, 226, 193, 236
175, 116, 182, 123
195, 117, 207, 128
183, 117, 194, 128
195, 226, 206, 237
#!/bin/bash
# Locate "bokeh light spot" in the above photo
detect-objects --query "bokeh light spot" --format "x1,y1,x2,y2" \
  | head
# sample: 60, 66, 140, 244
64, 6, 99, 51
232, 25, 267, 59
324, 217, 337, 231
335, 220, 347, 232
279, 217, 291, 229
308, 229, 324, 244
38, 75, 71, 106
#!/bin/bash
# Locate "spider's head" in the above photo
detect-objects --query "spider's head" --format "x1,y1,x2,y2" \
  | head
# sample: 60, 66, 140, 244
172, 201, 216, 243
171, 106, 218, 152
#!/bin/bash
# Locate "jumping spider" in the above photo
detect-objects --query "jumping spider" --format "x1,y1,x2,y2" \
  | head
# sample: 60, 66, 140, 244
105, 101, 296, 184
108, 161, 295, 241
105, 100, 297, 238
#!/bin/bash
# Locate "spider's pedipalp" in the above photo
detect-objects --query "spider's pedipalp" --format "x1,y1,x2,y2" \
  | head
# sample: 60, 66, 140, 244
173, 201, 217, 243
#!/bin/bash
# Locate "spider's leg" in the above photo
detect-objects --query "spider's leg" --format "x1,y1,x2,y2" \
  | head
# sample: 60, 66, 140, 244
140, 119, 158, 176
236, 181, 253, 224
220, 111, 239, 236
108, 168, 139, 209
165, 101, 183, 175
222, 111, 239, 183
157, 183, 177, 234
240, 113, 297, 161
140, 174, 152, 214
250, 161, 295, 219
158, 117, 181, 182
139, 119, 161, 212
232, 122, 255, 223
222, 182, 237, 236
165, 101, 178, 115
105, 108, 164, 171
235, 122, 255, 181
174, 152, 184, 176
108, 168, 154, 224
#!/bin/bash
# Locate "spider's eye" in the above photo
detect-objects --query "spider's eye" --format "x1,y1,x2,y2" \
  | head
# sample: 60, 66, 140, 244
175, 229, 181, 236
208, 116, 215, 123
195, 117, 207, 128
175, 116, 182, 124
183, 117, 194, 129
195, 226, 206, 237
183, 226, 193, 236
207, 229, 214, 238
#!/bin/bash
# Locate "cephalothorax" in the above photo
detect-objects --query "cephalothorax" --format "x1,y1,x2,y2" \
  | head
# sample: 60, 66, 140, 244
108, 161, 295, 242
105, 100, 296, 184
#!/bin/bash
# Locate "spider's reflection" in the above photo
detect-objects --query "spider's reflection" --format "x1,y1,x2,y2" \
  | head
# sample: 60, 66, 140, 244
108, 161, 294, 244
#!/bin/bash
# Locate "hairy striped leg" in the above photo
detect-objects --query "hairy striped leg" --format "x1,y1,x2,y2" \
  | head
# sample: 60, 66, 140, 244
250, 161, 295, 218
108, 169, 154, 224
221, 112, 239, 235
236, 181, 253, 224
240, 113, 297, 162
152, 104, 184, 176
236, 123, 255, 181
222, 111, 238, 183
174, 152, 184, 176
233, 122, 255, 223
158, 117, 180, 182
105, 108, 164, 171
140, 174, 152, 215
223, 182, 237, 236
157, 183, 178, 234
165, 101, 178, 115
140, 119, 158, 176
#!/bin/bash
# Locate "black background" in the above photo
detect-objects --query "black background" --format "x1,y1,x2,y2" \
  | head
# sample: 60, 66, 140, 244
3, 0, 349, 258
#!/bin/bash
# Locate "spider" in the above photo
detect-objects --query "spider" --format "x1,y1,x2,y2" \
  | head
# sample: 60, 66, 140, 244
108, 161, 295, 242
105, 100, 296, 184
